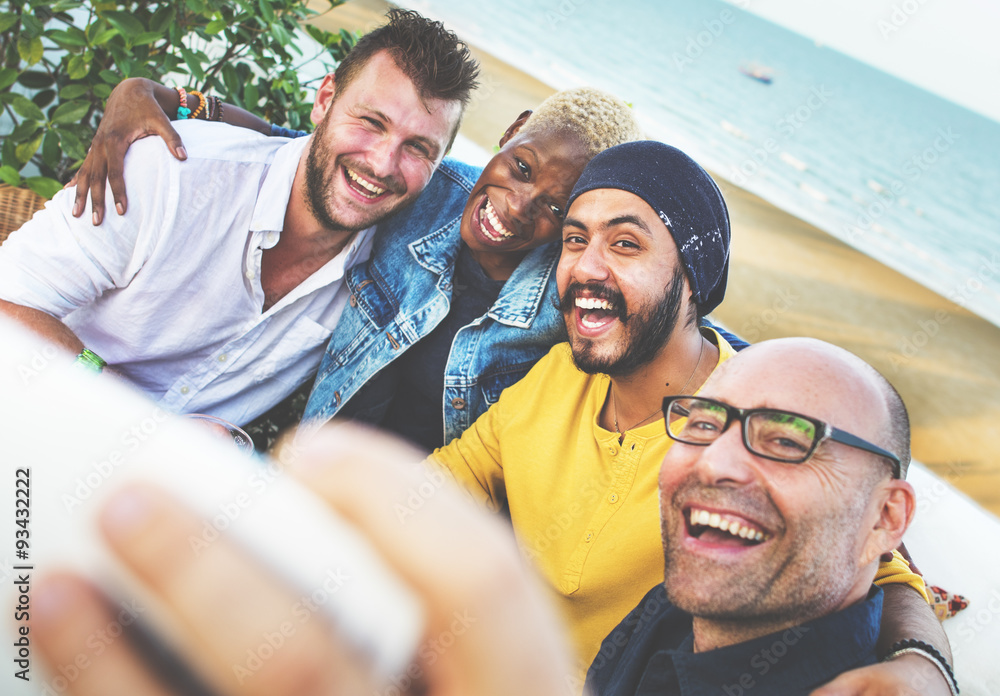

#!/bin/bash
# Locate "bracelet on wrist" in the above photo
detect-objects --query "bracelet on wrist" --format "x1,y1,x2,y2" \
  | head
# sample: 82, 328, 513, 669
883, 639, 958, 695
75, 348, 107, 374
176, 86, 191, 119
187, 90, 207, 120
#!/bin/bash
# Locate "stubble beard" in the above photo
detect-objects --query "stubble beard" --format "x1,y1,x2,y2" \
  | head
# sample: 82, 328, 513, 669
564, 266, 686, 378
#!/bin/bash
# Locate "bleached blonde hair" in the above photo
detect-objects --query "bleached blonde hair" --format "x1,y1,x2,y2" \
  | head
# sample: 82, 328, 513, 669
519, 87, 645, 159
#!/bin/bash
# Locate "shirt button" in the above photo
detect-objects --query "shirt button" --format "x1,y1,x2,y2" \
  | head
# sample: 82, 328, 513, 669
609, 493, 619, 504
349, 294, 357, 307
585, 532, 594, 542
451, 397, 466, 410
245, 270, 255, 280
608, 447, 617, 455
218, 354, 228, 362
180, 386, 190, 395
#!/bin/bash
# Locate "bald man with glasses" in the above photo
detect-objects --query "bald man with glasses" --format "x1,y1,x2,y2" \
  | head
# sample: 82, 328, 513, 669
587, 337, 957, 696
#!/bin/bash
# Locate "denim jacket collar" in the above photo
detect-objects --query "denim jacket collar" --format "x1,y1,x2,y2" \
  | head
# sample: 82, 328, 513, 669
410, 229, 560, 330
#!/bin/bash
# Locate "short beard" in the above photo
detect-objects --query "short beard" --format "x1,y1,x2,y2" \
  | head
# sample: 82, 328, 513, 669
565, 266, 686, 377
303, 114, 349, 233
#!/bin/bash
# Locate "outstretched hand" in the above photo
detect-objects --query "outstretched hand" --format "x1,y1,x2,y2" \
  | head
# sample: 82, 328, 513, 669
69, 77, 188, 225
810, 654, 953, 696
31, 424, 576, 696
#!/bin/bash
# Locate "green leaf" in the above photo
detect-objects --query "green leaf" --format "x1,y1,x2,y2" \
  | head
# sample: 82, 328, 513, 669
41, 129, 62, 168
0, 12, 17, 33
0, 166, 22, 186
99, 69, 120, 84
46, 28, 89, 47
17, 36, 45, 66
0, 68, 17, 91
258, 0, 275, 24
15, 134, 44, 165
32, 89, 56, 109
51, 100, 91, 125
92, 83, 112, 99
56, 128, 87, 160
90, 28, 118, 46
26, 176, 63, 200
9, 120, 41, 142
133, 31, 163, 46
11, 95, 45, 121
59, 84, 91, 99
21, 13, 44, 39
67, 54, 90, 80
244, 81, 258, 108
17, 70, 54, 89
205, 18, 226, 34
149, 6, 176, 33
179, 47, 206, 81
103, 11, 144, 38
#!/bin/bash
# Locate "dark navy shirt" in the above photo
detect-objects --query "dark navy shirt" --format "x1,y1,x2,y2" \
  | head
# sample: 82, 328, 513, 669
586, 584, 883, 696
382, 244, 505, 450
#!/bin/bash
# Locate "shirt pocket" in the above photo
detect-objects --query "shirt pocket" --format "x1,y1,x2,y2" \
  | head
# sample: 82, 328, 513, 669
479, 360, 537, 405
253, 316, 331, 385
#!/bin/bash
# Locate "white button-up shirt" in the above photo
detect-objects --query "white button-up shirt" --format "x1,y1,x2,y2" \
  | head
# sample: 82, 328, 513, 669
0, 121, 373, 425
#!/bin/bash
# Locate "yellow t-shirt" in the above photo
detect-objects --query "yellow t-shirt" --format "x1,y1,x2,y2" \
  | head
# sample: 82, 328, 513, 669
430, 330, 738, 676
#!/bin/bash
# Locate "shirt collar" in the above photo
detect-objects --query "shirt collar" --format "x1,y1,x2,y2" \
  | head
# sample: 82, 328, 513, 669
410, 226, 561, 329
249, 134, 312, 241
666, 587, 883, 695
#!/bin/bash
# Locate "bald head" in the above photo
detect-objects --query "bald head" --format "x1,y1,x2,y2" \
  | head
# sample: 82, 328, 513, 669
701, 337, 910, 479
659, 337, 916, 642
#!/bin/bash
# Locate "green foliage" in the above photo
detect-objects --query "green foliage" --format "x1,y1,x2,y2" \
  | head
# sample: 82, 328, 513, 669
1, 0, 356, 198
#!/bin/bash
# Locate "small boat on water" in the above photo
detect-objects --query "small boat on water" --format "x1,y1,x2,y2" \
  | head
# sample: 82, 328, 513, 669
739, 63, 773, 84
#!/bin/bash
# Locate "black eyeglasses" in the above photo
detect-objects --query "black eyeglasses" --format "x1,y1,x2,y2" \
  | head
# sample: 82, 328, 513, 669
663, 396, 901, 479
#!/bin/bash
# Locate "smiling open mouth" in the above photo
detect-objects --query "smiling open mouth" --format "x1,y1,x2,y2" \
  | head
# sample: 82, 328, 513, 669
574, 296, 618, 330
479, 198, 516, 242
344, 167, 388, 200
687, 507, 771, 546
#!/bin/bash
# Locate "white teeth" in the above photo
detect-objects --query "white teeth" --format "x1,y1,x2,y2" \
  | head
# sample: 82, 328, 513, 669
346, 168, 386, 196
688, 507, 770, 542
482, 199, 514, 239
574, 297, 615, 311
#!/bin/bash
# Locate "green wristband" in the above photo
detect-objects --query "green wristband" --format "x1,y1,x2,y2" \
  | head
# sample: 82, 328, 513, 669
75, 348, 107, 373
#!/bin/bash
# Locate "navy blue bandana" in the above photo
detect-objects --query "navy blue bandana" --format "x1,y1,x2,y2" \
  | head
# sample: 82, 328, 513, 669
566, 141, 730, 315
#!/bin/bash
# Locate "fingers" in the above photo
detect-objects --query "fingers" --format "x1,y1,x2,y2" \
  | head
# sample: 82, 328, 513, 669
87, 158, 109, 225
284, 424, 575, 696
32, 574, 175, 696
96, 482, 370, 696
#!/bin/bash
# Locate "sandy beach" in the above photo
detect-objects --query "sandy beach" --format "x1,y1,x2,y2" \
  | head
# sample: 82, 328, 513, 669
308, 0, 1000, 517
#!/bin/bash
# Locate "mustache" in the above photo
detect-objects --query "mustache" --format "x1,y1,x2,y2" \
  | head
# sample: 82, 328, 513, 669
557, 282, 631, 323
338, 157, 405, 196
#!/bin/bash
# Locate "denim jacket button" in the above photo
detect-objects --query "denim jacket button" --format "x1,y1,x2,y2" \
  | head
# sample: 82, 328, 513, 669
451, 397, 467, 410
349, 294, 357, 307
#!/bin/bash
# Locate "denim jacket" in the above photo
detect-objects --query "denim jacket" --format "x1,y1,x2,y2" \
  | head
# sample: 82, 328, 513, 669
303, 159, 567, 444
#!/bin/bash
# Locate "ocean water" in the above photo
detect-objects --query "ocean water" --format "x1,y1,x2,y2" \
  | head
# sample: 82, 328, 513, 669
407, 0, 1000, 328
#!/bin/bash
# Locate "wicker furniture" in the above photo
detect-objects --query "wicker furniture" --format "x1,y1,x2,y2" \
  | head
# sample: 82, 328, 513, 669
0, 184, 47, 245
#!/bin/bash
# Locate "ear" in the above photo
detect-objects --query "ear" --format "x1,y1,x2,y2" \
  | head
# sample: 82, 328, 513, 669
859, 480, 916, 567
311, 73, 337, 126
499, 110, 533, 148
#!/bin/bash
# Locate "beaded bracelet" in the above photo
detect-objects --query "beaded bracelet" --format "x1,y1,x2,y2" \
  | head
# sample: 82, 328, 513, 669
883, 639, 958, 695
187, 90, 207, 120
212, 95, 225, 122
176, 86, 191, 119
74, 348, 107, 374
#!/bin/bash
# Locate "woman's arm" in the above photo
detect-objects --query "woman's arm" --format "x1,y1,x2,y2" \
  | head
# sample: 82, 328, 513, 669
71, 77, 273, 224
